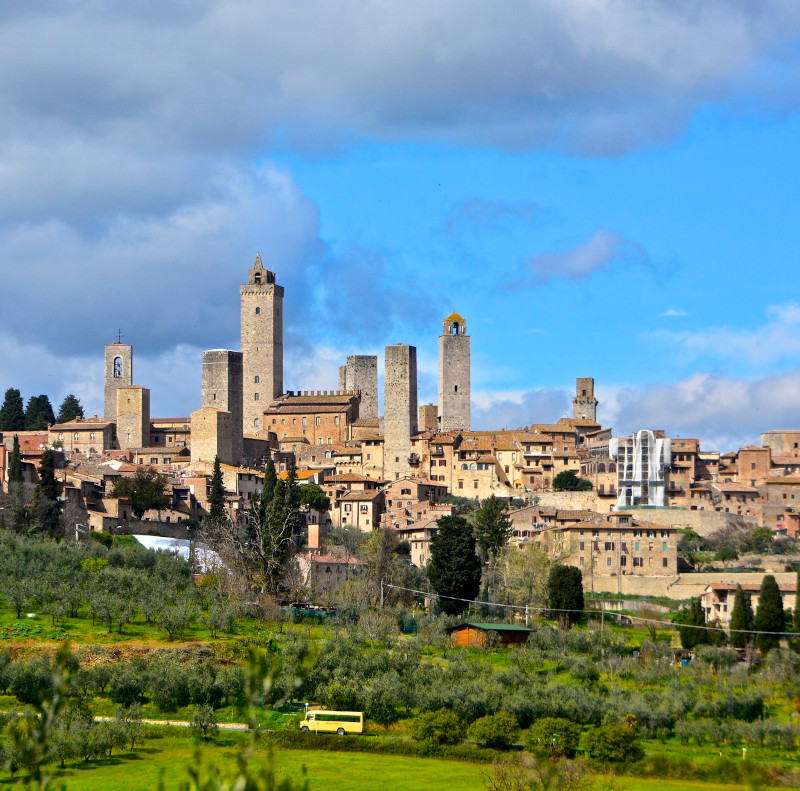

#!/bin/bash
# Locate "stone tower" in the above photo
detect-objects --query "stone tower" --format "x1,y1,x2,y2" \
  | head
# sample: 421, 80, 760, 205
572, 377, 598, 421
104, 342, 133, 420
240, 255, 284, 434
384, 343, 418, 480
202, 350, 243, 464
438, 312, 470, 432
343, 355, 378, 419
116, 386, 151, 449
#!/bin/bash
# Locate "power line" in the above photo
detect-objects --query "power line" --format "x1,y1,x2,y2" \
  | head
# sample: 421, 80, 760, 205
382, 583, 799, 638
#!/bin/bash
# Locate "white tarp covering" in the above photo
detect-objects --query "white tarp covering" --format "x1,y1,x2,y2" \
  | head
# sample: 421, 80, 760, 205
611, 430, 671, 508
131, 534, 222, 574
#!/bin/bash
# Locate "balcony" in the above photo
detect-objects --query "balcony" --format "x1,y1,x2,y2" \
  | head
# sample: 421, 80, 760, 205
408, 453, 421, 465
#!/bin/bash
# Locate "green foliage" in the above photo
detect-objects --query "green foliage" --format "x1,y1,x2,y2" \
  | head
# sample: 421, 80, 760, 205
427, 515, 482, 615
714, 543, 739, 565
526, 716, 582, 757
112, 466, 171, 519
56, 393, 85, 423
472, 495, 513, 560
24, 394, 55, 431
191, 704, 219, 741
0, 387, 25, 431
584, 722, 643, 763
749, 526, 775, 553
8, 434, 23, 484
410, 708, 466, 749
674, 597, 716, 649
729, 584, 754, 648
754, 574, 784, 654
547, 564, 584, 629
34, 448, 61, 536
467, 711, 519, 749
552, 470, 593, 491
208, 456, 226, 524
298, 483, 330, 512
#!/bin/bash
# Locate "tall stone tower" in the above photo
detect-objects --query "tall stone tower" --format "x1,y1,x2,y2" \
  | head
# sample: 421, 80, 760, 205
116, 386, 151, 449
240, 255, 284, 434
438, 312, 470, 432
343, 355, 378, 419
202, 350, 243, 464
572, 377, 598, 421
384, 344, 418, 480
104, 342, 133, 420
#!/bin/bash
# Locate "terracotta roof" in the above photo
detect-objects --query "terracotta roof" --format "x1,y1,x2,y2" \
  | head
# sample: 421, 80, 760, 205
445, 311, 465, 323
271, 393, 357, 406
150, 418, 191, 424
340, 490, 382, 502
51, 418, 114, 430
279, 436, 310, 443
554, 509, 598, 521
711, 482, 759, 493
277, 469, 319, 481
325, 473, 381, 483
766, 475, 800, 485
352, 418, 380, 427
530, 424, 574, 434
771, 456, 800, 465
267, 405, 351, 415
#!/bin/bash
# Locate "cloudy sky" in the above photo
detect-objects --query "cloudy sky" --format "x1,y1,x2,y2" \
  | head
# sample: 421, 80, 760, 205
2, 1, 800, 452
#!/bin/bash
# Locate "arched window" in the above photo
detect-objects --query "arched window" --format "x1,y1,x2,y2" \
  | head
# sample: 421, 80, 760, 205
254, 393, 259, 401
113, 356, 122, 378
470, 463, 476, 470
461, 463, 468, 470
254, 375, 260, 384
454, 385, 458, 393
598, 463, 606, 473
254, 418, 260, 428
254, 272, 262, 284
255, 306, 261, 314
452, 322, 459, 335
609, 463, 616, 472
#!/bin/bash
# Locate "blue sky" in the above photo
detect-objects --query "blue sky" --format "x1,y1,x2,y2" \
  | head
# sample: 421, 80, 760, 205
0, 2, 799, 451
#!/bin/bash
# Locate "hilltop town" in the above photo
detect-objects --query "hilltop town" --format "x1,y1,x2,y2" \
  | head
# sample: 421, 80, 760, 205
1, 256, 798, 617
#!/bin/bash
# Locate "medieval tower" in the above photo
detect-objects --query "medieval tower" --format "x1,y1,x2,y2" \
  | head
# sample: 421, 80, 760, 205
240, 255, 284, 433
202, 350, 243, 464
572, 377, 598, 422
341, 355, 378, 419
103, 341, 133, 420
384, 343, 418, 480
438, 312, 471, 432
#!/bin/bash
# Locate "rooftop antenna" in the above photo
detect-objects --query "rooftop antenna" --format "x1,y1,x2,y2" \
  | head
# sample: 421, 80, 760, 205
116, 329, 124, 343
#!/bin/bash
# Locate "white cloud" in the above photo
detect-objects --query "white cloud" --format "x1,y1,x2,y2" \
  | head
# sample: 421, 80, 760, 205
517, 228, 648, 286
471, 387, 572, 430
659, 308, 687, 318
655, 301, 800, 365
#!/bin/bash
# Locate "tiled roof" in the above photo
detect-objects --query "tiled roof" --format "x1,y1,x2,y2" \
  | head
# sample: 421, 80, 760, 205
340, 490, 382, 502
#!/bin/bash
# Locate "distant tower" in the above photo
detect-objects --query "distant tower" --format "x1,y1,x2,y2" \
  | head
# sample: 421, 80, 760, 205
344, 355, 378, 419
202, 350, 243, 464
572, 377, 598, 422
438, 312, 470, 432
116, 386, 151, 449
384, 344, 418, 480
240, 255, 284, 434
104, 341, 133, 420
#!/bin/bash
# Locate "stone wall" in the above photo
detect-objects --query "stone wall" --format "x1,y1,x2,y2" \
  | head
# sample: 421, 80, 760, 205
202, 350, 243, 463
617, 507, 757, 536
345, 355, 378, 419
190, 407, 234, 466
116, 386, 150, 449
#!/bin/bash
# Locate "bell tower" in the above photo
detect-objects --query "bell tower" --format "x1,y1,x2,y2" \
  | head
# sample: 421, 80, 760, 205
240, 254, 284, 434
438, 312, 470, 432
104, 340, 133, 420
572, 377, 598, 421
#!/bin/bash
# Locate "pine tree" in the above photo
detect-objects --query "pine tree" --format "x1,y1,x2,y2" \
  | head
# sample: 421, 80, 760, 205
208, 456, 225, 524
427, 515, 482, 615
472, 495, 513, 560
0, 388, 25, 431
24, 395, 55, 431
729, 584, 754, 649
56, 394, 84, 423
754, 574, 785, 654
547, 564, 584, 629
8, 435, 23, 484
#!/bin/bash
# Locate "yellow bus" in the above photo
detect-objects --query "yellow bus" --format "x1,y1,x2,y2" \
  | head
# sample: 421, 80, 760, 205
299, 710, 364, 735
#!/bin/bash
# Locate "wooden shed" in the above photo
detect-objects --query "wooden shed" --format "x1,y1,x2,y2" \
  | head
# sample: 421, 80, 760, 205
447, 622, 533, 647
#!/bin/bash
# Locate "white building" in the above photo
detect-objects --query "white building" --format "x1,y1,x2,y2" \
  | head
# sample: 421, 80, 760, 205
609, 430, 672, 508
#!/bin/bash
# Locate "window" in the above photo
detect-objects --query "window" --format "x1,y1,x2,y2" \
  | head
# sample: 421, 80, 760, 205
74, 433, 79, 440
458, 481, 464, 489
635, 541, 640, 552
254, 418, 260, 428
89, 432, 96, 440
254, 375, 260, 383
662, 542, 668, 552
292, 418, 297, 425
113, 356, 123, 378
255, 306, 261, 314
474, 481, 478, 488
579, 557, 584, 566
334, 416, 340, 426
315, 417, 321, 426
620, 556, 626, 567
604, 542, 614, 551
662, 557, 668, 567
58, 433, 64, 441
633, 557, 643, 567
579, 541, 585, 551
344, 503, 352, 512
254, 393, 259, 401
461, 463, 468, 470
607, 557, 612, 566
366, 453, 371, 461
360, 504, 369, 512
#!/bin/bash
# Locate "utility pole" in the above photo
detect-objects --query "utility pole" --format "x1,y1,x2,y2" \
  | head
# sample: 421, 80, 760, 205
380, 580, 384, 608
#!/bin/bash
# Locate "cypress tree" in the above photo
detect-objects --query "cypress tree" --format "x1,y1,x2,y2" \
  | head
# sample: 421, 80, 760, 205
548, 564, 585, 629
427, 515, 482, 615
56, 394, 84, 423
24, 395, 55, 431
675, 597, 708, 649
34, 449, 61, 536
794, 567, 800, 638
0, 388, 25, 431
729, 584, 754, 649
754, 574, 785, 654
208, 456, 225, 524
262, 459, 277, 507
8, 435, 23, 484
283, 459, 300, 510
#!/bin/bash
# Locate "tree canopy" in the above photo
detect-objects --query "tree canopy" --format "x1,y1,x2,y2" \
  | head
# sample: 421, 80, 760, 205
24, 395, 55, 431
754, 574, 784, 654
547, 564, 584, 629
472, 495, 513, 560
56, 394, 84, 424
111, 468, 171, 520
8, 435, 23, 484
729, 584, 754, 649
552, 470, 593, 492
427, 515, 482, 615
0, 388, 25, 432
207, 456, 225, 524
298, 483, 330, 512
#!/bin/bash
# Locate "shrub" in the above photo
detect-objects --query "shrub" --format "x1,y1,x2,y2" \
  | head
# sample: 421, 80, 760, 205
467, 711, 519, 749
190, 705, 218, 742
410, 708, 466, 748
108, 664, 146, 706
10, 660, 53, 705
527, 717, 582, 757
584, 722, 643, 763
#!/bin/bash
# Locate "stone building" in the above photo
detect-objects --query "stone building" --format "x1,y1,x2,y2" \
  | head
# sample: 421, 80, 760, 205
265, 391, 359, 446
240, 255, 284, 434
572, 377, 598, 422
104, 342, 132, 420
384, 343, 418, 480
116, 386, 151, 450
49, 417, 116, 456
340, 355, 378, 419
419, 403, 438, 432
190, 407, 234, 467
202, 350, 243, 464
438, 313, 470, 432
